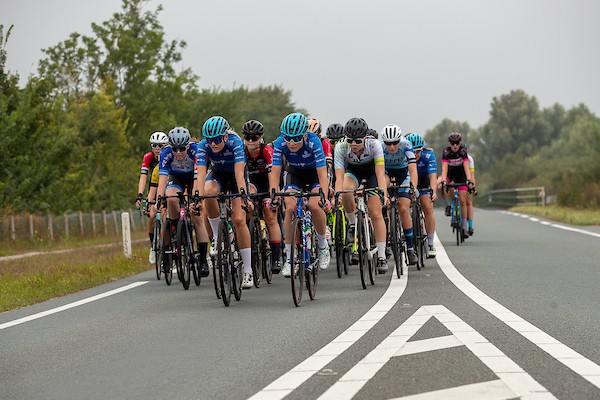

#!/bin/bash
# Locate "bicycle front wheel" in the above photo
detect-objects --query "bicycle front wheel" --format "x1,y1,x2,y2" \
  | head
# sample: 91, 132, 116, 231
176, 220, 191, 290
250, 218, 262, 288
334, 208, 344, 278
307, 228, 318, 300
153, 219, 162, 280
357, 211, 367, 289
217, 221, 232, 306
411, 204, 422, 271
390, 206, 403, 278
367, 218, 376, 286
290, 217, 304, 306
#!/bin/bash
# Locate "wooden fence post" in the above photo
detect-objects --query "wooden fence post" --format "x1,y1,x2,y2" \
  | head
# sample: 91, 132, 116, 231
112, 211, 119, 234
47, 214, 54, 241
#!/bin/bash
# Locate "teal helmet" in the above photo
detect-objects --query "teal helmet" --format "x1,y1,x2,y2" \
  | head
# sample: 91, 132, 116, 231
280, 113, 309, 137
405, 133, 424, 149
202, 116, 230, 138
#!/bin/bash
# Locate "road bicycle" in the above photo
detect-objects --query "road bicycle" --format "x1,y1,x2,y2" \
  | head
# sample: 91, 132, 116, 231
336, 181, 381, 289
196, 191, 246, 306
387, 179, 409, 278
332, 196, 350, 278
442, 182, 467, 246
271, 188, 325, 307
411, 189, 429, 270
139, 199, 164, 281
159, 192, 201, 290
248, 192, 273, 287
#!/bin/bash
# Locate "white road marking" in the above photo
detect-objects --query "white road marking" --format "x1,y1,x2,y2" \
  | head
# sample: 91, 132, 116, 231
248, 269, 409, 400
0, 239, 148, 261
0, 281, 149, 330
388, 380, 515, 400
318, 305, 554, 400
499, 211, 600, 238
435, 235, 600, 389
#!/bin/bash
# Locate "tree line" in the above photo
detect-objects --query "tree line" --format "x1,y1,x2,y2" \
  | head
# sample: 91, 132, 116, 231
2, 0, 598, 214
425, 91, 600, 208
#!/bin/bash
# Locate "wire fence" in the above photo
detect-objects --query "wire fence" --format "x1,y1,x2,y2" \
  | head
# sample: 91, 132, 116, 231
0, 210, 147, 242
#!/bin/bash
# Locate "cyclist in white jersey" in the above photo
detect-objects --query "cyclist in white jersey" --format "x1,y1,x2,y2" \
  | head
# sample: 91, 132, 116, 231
334, 117, 390, 273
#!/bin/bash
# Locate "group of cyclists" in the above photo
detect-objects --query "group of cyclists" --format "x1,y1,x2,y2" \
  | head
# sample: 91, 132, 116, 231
135, 112, 477, 296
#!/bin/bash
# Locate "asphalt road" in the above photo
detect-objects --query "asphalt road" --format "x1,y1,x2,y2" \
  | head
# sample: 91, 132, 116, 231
1, 208, 599, 400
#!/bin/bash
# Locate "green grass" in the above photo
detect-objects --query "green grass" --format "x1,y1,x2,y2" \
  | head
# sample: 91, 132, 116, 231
0, 244, 152, 313
510, 205, 600, 225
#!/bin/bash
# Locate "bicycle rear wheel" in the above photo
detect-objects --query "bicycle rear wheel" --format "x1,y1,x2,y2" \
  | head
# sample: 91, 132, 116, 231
417, 210, 427, 269
334, 209, 344, 278
357, 211, 367, 289
411, 204, 422, 271
188, 221, 200, 287
176, 220, 191, 290
454, 202, 461, 246
217, 220, 232, 306
153, 219, 162, 280
250, 218, 262, 288
163, 220, 174, 285
307, 228, 318, 300
290, 217, 304, 306
211, 255, 221, 299
390, 206, 403, 278
367, 218, 376, 285
262, 234, 273, 284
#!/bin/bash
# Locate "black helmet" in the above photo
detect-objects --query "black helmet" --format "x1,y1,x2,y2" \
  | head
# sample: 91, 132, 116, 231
242, 120, 264, 136
367, 128, 378, 139
326, 123, 345, 140
344, 117, 369, 138
448, 132, 462, 143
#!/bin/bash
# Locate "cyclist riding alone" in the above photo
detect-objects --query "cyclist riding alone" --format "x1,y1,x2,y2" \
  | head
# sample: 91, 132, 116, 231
135, 131, 169, 264
268, 112, 332, 278
156, 127, 210, 277
194, 116, 255, 289
335, 117, 390, 273
380, 124, 419, 266
437, 132, 474, 238
405, 133, 438, 258
242, 119, 283, 274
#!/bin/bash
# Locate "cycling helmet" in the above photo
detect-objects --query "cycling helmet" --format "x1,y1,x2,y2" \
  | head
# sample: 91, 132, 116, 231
367, 128, 378, 139
326, 123, 345, 140
149, 131, 168, 145
344, 117, 369, 138
202, 116, 230, 138
380, 124, 402, 143
242, 120, 264, 136
448, 132, 462, 143
280, 112, 309, 137
168, 127, 191, 147
307, 118, 322, 135
405, 133, 424, 149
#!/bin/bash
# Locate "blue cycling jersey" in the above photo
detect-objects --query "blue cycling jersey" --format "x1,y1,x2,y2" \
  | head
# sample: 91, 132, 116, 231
159, 143, 199, 178
381, 138, 416, 170
416, 148, 437, 176
196, 133, 245, 173
272, 132, 326, 169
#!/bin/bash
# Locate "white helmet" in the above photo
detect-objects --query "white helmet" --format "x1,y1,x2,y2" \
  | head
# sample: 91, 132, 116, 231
150, 131, 169, 145
380, 124, 402, 143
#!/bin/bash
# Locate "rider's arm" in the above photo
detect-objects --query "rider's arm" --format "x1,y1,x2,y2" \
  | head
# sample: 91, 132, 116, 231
375, 163, 387, 199
234, 161, 247, 193
317, 165, 329, 198
137, 174, 147, 198
194, 165, 207, 197
269, 165, 282, 193
408, 163, 418, 190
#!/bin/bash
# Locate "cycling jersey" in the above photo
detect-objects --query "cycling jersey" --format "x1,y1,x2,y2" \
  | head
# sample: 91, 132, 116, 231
381, 138, 416, 170
246, 144, 273, 193
196, 133, 245, 172
272, 132, 326, 170
468, 153, 475, 173
416, 148, 437, 191
442, 144, 468, 183
140, 152, 158, 175
333, 137, 384, 169
159, 143, 199, 178
322, 138, 333, 162
150, 165, 159, 188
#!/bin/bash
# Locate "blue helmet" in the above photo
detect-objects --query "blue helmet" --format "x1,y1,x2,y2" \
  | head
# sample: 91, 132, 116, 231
405, 133, 424, 149
202, 116, 230, 138
280, 113, 308, 137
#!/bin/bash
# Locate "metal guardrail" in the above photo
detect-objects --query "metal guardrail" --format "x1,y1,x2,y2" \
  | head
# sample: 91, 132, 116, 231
477, 186, 546, 208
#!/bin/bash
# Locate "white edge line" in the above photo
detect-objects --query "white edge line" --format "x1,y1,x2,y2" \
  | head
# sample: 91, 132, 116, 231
247, 268, 409, 400
434, 234, 600, 388
0, 281, 149, 330
499, 211, 600, 238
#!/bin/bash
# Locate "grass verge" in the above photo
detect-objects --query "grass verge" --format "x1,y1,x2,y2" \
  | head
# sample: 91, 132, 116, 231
0, 242, 152, 313
510, 205, 600, 225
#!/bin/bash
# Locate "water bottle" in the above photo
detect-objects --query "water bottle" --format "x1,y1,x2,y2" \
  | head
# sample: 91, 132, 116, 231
260, 219, 267, 240
303, 211, 312, 250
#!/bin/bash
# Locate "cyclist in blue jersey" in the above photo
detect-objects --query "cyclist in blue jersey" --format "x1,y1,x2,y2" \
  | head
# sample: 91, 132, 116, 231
405, 133, 438, 257
268, 112, 332, 277
380, 124, 419, 265
193, 116, 254, 289
156, 127, 210, 276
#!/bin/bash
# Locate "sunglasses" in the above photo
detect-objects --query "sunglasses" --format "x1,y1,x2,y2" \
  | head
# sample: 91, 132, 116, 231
450, 141, 461, 146
207, 136, 224, 145
244, 135, 261, 142
384, 140, 400, 146
172, 146, 187, 153
414, 148, 423, 153
284, 135, 304, 143
151, 143, 165, 149
329, 138, 342, 145
347, 138, 364, 144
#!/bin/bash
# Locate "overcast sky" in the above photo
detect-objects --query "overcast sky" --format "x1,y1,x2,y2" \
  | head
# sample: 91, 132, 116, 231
2, 0, 599, 134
